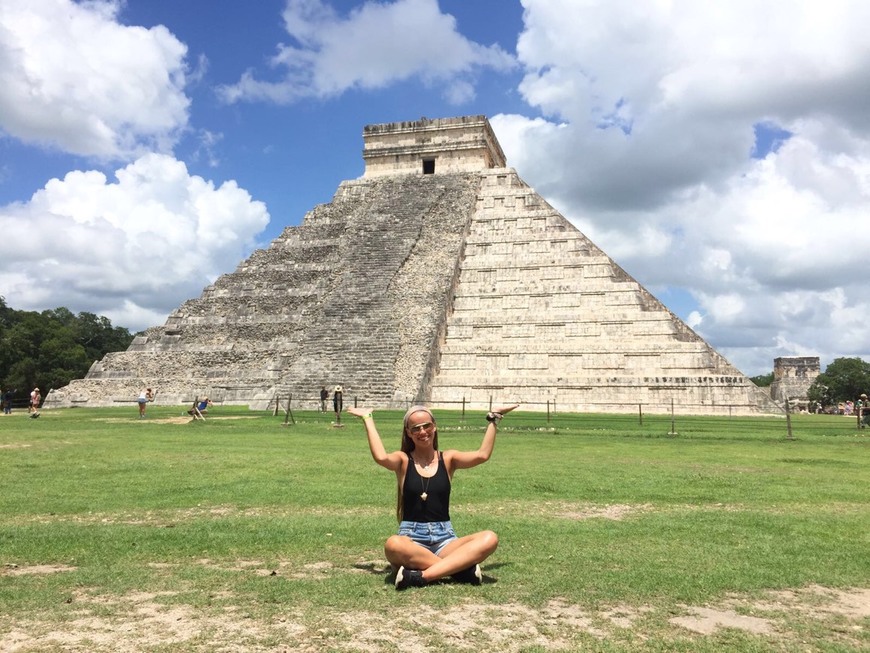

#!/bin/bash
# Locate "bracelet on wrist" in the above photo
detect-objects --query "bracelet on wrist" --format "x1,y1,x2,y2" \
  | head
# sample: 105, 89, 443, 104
486, 412, 503, 424
361, 413, 373, 420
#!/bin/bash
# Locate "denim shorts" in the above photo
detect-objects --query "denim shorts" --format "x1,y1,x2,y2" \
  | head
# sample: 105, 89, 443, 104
398, 520, 458, 555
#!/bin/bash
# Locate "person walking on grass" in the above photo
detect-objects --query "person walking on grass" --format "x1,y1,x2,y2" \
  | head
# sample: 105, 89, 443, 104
347, 402, 518, 590
29, 387, 41, 413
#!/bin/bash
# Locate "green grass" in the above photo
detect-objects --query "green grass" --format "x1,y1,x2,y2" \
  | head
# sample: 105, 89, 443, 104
1, 406, 868, 651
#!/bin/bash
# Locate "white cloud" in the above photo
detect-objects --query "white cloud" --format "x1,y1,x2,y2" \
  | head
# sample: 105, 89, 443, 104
218, 0, 515, 104
491, 0, 870, 374
0, 0, 190, 158
0, 155, 269, 332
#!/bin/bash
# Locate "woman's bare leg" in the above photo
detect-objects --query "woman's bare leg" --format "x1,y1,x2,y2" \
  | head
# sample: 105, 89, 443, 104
384, 531, 498, 582
421, 531, 498, 581
384, 535, 441, 571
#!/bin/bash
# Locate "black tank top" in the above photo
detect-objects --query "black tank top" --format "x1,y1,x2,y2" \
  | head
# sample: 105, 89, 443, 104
402, 452, 451, 522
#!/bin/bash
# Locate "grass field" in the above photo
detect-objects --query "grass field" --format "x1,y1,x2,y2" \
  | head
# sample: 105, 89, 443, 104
1, 406, 868, 652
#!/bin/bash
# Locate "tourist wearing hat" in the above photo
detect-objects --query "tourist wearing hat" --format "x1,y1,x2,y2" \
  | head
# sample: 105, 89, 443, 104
347, 402, 518, 590
29, 387, 41, 413
332, 385, 343, 423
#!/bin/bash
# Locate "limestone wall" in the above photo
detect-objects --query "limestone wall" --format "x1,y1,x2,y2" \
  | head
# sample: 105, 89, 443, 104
425, 169, 778, 415
363, 115, 506, 177
769, 356, 820, 405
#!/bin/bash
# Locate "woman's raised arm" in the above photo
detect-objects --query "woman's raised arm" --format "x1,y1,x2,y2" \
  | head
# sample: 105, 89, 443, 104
347, 407, 404, 471
449, 404, 519, 470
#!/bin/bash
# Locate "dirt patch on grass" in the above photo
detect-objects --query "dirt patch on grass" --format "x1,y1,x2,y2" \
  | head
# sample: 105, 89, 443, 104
749, 584, 870, 619
555, 502, 655, 521
669, 606, 774, 635
93, 415, 259, 424
2, 583, 868, 651
668, 585, 870, 645
18, 503, 382, 528
2, 563, 76, 576
465, 500, 656, 521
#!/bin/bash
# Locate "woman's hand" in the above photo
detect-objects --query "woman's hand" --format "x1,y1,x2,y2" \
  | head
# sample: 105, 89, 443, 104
347, 406, 373, 419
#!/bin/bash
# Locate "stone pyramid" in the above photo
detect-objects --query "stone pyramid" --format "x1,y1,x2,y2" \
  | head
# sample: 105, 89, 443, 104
46, 115, 777, 415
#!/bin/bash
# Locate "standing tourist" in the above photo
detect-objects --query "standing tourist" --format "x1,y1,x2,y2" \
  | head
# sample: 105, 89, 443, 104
29, 387, 41, 413
332, 385, 343, 424
137, 388, 154, 418
320, 386, 329, 412
347, 403, 518, 590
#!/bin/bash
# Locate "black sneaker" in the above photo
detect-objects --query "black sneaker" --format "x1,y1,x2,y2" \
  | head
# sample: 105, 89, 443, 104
451, 564, 482, 585
395, 566, 426, 590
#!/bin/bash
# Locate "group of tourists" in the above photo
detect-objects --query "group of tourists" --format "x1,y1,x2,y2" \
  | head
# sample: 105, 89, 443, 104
0, 386, 40, 415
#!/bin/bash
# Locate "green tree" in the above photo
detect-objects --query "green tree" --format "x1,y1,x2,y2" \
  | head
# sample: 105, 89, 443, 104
807, 357, 870, 407
750, 372, 774, 387
0, 300, 134, 395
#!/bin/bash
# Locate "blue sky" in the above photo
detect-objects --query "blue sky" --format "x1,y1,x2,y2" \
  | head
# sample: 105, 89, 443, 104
2, 0, 869, 377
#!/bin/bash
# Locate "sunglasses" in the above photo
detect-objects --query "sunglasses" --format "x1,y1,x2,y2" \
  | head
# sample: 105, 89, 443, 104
408, 421, 434, 433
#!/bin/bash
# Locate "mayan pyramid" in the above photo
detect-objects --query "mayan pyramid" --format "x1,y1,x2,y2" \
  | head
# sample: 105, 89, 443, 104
46, 115, 777, 415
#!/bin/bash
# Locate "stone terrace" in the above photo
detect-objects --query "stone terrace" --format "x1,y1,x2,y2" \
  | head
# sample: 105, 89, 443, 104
428, 169, 777, 415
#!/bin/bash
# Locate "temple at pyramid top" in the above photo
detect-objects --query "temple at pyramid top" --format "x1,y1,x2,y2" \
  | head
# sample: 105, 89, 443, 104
45, 115, 779, 416
362, 115, 506, 177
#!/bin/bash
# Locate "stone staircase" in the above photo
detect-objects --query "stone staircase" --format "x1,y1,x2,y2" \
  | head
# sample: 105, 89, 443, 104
45, 173, 479, 409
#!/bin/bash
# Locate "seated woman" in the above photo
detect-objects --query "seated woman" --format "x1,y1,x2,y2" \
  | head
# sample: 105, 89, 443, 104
188, 397, 212, 416
347, 403, 518, 590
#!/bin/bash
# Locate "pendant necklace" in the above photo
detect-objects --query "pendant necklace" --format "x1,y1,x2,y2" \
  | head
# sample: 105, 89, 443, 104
414, 453, 436, 501
416, 455, 435, 501
420, 473, 431, 501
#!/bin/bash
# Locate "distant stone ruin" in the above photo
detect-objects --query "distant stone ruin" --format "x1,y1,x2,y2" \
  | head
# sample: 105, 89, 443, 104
46, 115, 778, 415
769, 356, 820, 409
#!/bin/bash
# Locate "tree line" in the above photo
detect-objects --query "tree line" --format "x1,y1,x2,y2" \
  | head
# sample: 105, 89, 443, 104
806, 357, 870, 408
0, 296, 134, 405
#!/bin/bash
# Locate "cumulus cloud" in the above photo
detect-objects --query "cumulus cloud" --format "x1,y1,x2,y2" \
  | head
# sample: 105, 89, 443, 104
491, 0, 870, 374
218, 0, 515, 104
0, 0, 190, 158
0, 155, 269, 331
